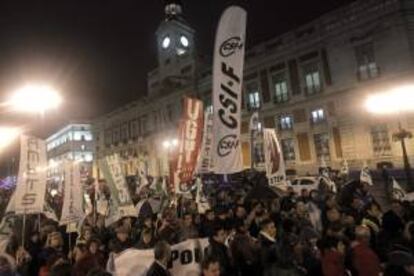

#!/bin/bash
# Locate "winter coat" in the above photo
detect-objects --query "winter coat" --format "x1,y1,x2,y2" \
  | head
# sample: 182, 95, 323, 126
351, 242, 381, 276
207, 238, 233, 276
321, 250, 345, 276
230, 233, 260, 276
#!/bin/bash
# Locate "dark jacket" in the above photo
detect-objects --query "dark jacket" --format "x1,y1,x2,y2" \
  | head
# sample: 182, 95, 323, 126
258, 232, 278, 275
146, 261, 170, 276
207, 238, 233, 276
230, 232, 260, 276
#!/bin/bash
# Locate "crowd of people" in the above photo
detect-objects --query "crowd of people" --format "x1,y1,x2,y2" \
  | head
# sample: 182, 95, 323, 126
1, 172, 414, 276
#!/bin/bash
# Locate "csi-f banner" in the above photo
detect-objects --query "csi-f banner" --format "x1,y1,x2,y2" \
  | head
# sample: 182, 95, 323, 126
60, 162, 84, 225
15, 135, 47, 214
212, 6, 247, 174
196, 110, 214, 174
263, 129, 286, 186
175, 97, 204, 191
114, 238, 209, 276
99, 154, 136, 226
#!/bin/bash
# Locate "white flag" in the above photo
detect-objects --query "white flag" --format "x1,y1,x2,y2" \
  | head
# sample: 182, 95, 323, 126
360, 165, 373, 186
100, 154, 137, 226
195, 177, 210, 214
212, 6, 247, 174
392, 177, 406, 200
60, 161, 84, 225
14, 135, 47, 214
263, 129, 286, 186
249, 112, 259, 132
341, 159, 349, 176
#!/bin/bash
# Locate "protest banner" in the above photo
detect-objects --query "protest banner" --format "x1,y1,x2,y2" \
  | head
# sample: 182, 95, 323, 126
60, 161, 84, 225
263, 129, 286, 187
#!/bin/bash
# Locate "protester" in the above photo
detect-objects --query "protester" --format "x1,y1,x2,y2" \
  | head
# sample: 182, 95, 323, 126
146, 240, 171, 276
2, 168, 414, 276
350, 225, 382, 276
201, 255, 220, 276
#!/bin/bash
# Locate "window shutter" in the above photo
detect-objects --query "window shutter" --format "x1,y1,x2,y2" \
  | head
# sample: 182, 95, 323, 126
288, 59, 301, 95
321, 48, 332, 85
333, 127, 343, 158
242, 142, 251, 168
264, 116, 275, 128
260, 70, 271, 103
293, 108, 307, 123
297, 133, 311, 161
327, 101, 336, 116
241, 121, 249, 134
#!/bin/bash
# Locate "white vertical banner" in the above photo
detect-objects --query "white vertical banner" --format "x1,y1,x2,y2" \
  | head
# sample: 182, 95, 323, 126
196, 110, 214, 174
360, 164, 373, 186
100, 154, 137, 226
14, 135, 47, 214
60, 161, 84, 225
212, 6, 247, 174
263, 129, 286, 186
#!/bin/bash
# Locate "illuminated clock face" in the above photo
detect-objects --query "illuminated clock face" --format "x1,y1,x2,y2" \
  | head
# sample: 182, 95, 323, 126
180, 35, 189, 47
162, 36, 171, 49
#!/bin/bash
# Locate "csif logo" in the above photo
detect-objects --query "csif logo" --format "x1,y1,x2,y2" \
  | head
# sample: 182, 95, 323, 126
217, 134, 239, 157
219, 36, 244, 57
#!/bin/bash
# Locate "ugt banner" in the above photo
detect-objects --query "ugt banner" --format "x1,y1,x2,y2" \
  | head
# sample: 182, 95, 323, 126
60, 161, 84, 225
263, 129, 286, 187
114, 238, 209, 276
212, 6, 247, 174
14, 135, 47, 215
99, 154, 136, 226
175, 97, 203, 192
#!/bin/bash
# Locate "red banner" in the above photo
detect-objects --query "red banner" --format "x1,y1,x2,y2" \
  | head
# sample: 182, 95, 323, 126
173, 97, 204, 193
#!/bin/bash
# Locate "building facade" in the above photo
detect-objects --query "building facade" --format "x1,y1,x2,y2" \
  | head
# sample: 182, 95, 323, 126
46, 123, 94, 178
93, 0, 414, 177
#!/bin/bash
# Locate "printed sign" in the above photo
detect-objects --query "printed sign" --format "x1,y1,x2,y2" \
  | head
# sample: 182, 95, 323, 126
212, 6, 247, 174
263, 129, 286, 186
114, 238, 209, 276
14, 135, 47, 214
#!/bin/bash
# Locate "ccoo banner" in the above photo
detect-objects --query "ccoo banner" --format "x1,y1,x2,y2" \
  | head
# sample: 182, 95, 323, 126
175, 97, 204, 192
15, 135, 47, 215
60, 161, 84, 225
263, 129, 286, 187
212, 6, 247, 174
100, 154, 136, 226
114, 238, 209, 276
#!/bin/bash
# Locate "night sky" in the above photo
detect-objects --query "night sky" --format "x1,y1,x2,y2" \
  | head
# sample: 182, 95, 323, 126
0, 0, 355, 136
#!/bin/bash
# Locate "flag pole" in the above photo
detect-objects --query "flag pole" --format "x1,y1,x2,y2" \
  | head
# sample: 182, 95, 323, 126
68, 233, 72, 264
37, 213, 41, 233
250, 129, 255, 170
21, 214, 26, 248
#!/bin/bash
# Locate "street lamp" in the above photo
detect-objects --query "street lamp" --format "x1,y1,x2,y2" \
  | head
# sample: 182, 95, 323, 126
0, 127, 21, 150
161, 138, 178, 175
7, 84, 62, 114
365, 85, 414, 188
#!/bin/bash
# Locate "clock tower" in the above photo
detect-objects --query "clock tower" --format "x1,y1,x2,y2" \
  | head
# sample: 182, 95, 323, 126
149, 0, 196, 96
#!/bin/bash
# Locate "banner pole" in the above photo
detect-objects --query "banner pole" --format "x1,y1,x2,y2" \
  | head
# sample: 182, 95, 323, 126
37, 213, 41, 233
22, 214, 26, 248
68, 233, 72, 264
250, 130, 255, 170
